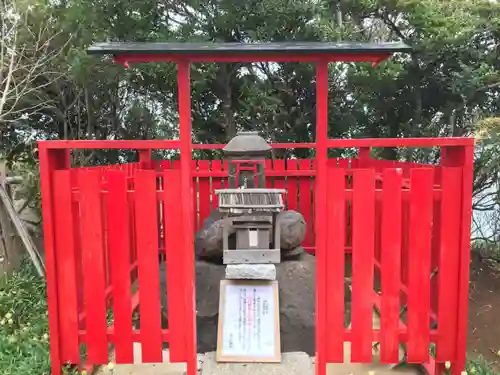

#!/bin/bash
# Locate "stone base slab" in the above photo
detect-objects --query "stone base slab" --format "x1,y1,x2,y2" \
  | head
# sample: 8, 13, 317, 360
225, 264, 276, 280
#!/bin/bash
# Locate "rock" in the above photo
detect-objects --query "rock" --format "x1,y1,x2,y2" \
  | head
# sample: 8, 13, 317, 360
277, 211, 306, 251
160, 253, 318, 355
225, 264, 276, 280
276, 253, 315, 354
195, 210, 235, 261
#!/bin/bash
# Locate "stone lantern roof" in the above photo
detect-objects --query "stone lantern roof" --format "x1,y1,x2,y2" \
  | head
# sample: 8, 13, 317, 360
223, 131, 271, 158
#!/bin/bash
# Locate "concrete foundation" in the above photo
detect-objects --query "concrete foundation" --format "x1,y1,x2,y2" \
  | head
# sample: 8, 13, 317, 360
97, 344, 415, 375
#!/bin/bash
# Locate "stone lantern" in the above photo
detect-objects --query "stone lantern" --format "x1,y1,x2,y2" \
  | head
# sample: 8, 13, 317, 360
223, 131, 271, 189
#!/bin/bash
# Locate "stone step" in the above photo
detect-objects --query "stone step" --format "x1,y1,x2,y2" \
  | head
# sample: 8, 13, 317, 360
201, 352, 313, 375
94, 347, 421, 375
200, 351, 422, 375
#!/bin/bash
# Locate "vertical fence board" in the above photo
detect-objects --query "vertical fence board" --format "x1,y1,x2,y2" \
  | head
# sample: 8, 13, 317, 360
71, 170, 84, 329
135, 170, 163, 362
106, 170, 134, 363
265, 160, 273, 188
129, 182, 138, 282
163, 169, 187, 362
211, 160, 223, 211
159, 160, 170, 170
325, 167, 346, 362
351, 169, 375, 362
102, 187, 111, 308
223, 160, 229, 187
192, 160, 199, 231
380, 169, 403, 363
436, 167, 462, 362
286, 159, 298, 211
198, 160, 211, 226
310, 159, 317, 245
53, 171, 80, 364
430, 178, 442, 328
79, 170, 108, 364
338, 158, 349, 169
407, 169, 433, 362
274, 160, 287, 207
299, 160, 313, 247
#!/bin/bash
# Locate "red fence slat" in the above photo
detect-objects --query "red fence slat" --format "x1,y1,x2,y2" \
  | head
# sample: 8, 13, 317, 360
192, 160, 199, 231
106, 170, 134, 363
53, 170, 80, 364
79, 170, 108, 364
265, 160, 273, 188
326, 167, 346, 362
299, 159, 313, 247
198, 160, 211, 226
286, 159, 298, 211
350, 169, 375, 362
274, 160, 287, 207
71, 170, 84, 330
338, 158, 349, 169
129, 179, 138, 281
407, 168, 434, 363
380, 169, 403, 363
135, 170, 163, 362
211, 160, 223, 210
436, 167, 462, 362
163, 169, 187, 362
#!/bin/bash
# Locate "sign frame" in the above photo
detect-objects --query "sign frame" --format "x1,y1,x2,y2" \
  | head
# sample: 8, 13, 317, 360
216, 279, 281, 363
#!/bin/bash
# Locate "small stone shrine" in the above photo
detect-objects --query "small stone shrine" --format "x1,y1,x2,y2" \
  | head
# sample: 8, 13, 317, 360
196, 131, 307, 264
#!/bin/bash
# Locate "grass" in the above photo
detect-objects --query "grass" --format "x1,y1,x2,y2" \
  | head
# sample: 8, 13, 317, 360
0, 261, 82, 375
466, 356, 498, 375
0, 261, 53, 375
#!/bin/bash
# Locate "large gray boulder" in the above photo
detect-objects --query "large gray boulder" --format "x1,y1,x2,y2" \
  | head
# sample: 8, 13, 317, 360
159, 253, 317, 355
277, 210, 306, 251
195, 210, 234, 261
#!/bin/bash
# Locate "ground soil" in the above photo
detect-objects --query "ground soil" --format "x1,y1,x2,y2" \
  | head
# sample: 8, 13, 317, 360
468, 252, 500, 370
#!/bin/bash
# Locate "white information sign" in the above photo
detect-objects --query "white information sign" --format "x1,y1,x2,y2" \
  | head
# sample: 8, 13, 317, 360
217, 280, 281, 362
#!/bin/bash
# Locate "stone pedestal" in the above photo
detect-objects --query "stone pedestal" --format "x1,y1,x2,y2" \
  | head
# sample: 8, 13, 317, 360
225, 264, 276, 280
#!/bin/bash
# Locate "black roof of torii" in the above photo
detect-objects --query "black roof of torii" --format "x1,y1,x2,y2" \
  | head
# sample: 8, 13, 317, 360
87, 41, 412, 57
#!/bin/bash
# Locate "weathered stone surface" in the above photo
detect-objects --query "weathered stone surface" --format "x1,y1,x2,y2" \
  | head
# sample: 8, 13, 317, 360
202, 352, 313, 375
225, 264, 276, 280
195, 210, 235, 261
277, 211, 306, 251
223, 249, 280, 264
160, 253, 318, 355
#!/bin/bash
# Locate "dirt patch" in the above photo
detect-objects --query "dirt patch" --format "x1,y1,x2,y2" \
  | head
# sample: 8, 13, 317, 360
468, 252, 500, 370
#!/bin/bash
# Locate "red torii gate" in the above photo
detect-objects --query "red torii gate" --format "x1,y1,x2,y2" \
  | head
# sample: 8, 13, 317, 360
38, 41, 474, 375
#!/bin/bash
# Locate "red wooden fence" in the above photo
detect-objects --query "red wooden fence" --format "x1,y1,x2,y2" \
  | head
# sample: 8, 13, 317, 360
53, 168, 191, 365
39, 139, 474, 375
88, 156, 437, 252
39, 145, 196, 375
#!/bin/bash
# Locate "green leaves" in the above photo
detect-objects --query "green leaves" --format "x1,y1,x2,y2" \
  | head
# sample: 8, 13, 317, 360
0, 262, 51, 375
